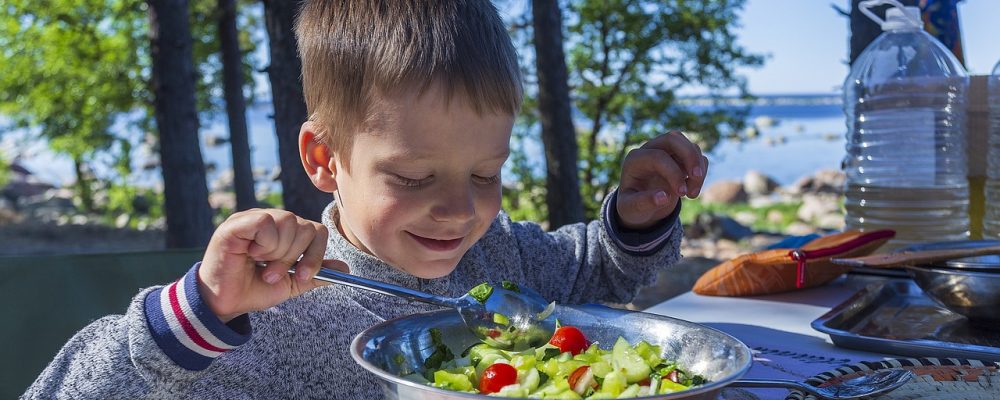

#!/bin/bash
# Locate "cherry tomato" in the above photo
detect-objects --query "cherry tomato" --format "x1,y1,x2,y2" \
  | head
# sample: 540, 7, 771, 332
549, 326, 588, 355
479, 363, 518, 394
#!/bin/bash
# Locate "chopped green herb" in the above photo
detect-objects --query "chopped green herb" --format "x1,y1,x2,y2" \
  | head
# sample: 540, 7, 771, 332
422, 328, 455, 369
501, 280, 521, 293
540, 347, 561, 361
468, 282, 493, 304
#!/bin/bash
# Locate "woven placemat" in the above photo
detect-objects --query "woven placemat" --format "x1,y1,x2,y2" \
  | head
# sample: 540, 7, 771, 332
786, 358, 1000, 400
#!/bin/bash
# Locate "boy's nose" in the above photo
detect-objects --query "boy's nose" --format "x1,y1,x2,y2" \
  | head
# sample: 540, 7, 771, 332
430, 185, 476, 223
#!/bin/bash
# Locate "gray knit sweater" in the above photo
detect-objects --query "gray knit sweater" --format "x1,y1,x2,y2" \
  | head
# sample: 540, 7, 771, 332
23, 194, 682, 399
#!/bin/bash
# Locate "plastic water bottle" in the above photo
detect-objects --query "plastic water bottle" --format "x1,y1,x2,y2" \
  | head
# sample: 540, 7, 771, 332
843, 0, 969, 250
985, 59, 1000, 239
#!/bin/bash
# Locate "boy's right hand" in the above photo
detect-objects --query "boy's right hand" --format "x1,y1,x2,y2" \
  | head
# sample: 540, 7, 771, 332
198, 209, 347, 322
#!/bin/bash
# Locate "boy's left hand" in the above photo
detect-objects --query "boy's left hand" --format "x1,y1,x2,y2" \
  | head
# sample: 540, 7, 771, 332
616, 130, 708, 230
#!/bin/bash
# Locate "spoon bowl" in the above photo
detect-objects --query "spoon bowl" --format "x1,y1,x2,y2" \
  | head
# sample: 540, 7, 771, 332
305, 266, 553, 350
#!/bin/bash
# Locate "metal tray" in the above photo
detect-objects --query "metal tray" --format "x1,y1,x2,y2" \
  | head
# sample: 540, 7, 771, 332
812, 279, 1000, 361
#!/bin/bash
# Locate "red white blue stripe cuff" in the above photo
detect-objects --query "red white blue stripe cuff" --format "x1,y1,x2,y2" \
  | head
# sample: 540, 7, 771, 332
144, 263, 251, 370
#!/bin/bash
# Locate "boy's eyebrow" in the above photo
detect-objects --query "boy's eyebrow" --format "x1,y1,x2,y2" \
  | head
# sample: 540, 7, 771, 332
375, 150, 510, 167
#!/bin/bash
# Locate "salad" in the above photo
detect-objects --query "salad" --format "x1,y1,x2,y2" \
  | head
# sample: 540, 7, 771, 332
408, 324, 707, 398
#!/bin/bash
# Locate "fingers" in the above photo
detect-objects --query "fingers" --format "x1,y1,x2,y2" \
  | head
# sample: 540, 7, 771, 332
641, 131, 708, 198
690, 154, 709, 197
622, 148, 689, 198
257, 213, 328, 285
618, 189, 671, 218
292, 224, 329, 283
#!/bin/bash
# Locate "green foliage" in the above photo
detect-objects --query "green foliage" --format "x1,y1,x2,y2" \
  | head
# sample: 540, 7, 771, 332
260, 191, 284, 209
502, 96, 549, 223
0, 0, 148, 175
0, 153, 10, 188
1, 0, 263, 225
101, 181, 164, 228
502, 0, 764, 222
679, 200, 803, 233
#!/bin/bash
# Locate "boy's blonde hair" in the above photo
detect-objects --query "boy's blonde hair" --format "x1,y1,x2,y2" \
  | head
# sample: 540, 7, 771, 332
295, 0, 523, 154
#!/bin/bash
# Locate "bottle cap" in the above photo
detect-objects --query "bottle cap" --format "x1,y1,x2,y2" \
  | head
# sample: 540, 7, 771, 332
859, 0, 923, 31
882, 6, 922, 31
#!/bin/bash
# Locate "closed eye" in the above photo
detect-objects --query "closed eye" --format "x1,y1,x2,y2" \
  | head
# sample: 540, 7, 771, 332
393, 174, 432, 188
473, 174, 500, 185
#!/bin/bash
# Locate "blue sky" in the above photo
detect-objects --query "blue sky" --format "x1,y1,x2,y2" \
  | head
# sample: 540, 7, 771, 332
736, 0, 999, 94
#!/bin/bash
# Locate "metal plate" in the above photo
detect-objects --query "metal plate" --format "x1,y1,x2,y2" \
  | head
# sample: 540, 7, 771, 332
812, 280, 1000, 362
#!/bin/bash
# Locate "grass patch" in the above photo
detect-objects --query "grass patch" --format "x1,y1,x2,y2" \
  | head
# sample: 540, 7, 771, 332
680, 200, 803, 233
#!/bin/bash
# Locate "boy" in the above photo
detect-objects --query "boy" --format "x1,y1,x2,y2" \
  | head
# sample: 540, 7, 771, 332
24, 1, 707, 398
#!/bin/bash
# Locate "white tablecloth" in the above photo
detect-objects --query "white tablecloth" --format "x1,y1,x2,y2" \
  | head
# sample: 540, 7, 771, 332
643, 275, 898, 399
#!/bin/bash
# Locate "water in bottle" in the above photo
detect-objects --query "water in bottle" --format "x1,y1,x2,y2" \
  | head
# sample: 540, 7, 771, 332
985, 59, 1000, 239
843, 0, 969, 251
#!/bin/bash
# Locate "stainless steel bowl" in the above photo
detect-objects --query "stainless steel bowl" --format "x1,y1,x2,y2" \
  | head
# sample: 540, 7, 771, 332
900, 240, 1000, 325
351, 305, 752, 399
907, 265, 1000, 324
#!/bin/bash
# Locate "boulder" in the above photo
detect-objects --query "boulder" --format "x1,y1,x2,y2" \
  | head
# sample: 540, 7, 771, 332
209, 192, 236, 210
785, 222, 818, 236
700, 180, 748, 204
211, 170, 234, 192
789, 169, 845, 195
20, 188, 76, 219
743, 170, 779, 197
686, 213, 754, 241
797, 193, 842, 223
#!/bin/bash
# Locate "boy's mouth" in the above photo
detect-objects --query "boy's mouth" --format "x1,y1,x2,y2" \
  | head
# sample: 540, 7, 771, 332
407, 232, 464, 252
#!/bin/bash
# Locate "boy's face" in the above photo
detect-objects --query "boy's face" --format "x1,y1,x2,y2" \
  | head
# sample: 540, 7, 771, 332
333, 84, 514, 279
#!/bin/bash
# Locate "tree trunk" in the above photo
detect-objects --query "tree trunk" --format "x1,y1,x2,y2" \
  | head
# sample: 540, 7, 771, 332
147, 0, 214, 248
850, 0, 918, 65
531, 0, 584, 229
72, 157, 94, 213
262, 0, 330, 222
218, 0, 256, 211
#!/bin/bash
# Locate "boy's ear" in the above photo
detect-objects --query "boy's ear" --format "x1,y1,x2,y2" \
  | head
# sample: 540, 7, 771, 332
299, 121, 338, 193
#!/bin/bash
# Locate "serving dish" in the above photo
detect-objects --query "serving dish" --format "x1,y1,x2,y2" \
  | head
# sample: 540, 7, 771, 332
351, 305, 752, 399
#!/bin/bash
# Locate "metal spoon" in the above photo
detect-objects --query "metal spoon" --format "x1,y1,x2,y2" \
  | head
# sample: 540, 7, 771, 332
730, 369, 914, 400
300, 266, 553, 350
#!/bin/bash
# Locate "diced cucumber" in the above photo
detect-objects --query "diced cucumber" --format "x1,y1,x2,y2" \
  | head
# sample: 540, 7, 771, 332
589, 360, 612, 378
633, 341, 663, 368
494, 383, 529, 397
521, 368, 541, 392
529, 377, 578, 399
432, 369, 474, 392
611, 337, 651, 383
616, 383, 640, 398
509, 354, 537, 372
598, 370, 627, 397
657, 379, 689, 394
539, 358, 585, 379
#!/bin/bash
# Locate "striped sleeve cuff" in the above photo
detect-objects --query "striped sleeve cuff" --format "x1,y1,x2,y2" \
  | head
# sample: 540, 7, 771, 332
602, 189, 680, 256
144, 263, 251, 371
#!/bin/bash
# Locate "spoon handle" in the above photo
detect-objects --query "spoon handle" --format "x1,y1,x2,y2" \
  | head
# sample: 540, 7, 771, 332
729, 379, 825, 399
304, 267, 457, 308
